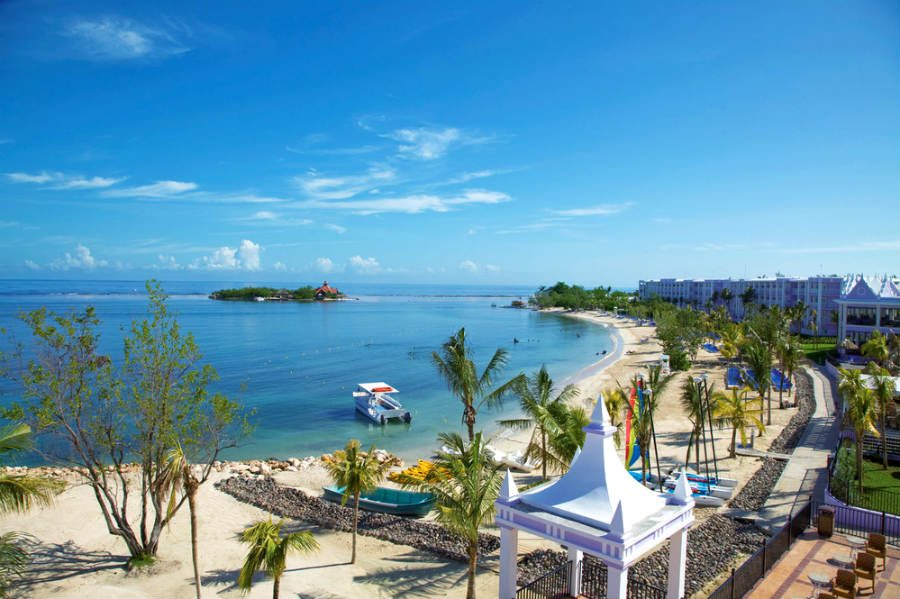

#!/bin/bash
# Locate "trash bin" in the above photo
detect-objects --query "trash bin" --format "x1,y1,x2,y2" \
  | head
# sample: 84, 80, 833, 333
818, 506, 835, 538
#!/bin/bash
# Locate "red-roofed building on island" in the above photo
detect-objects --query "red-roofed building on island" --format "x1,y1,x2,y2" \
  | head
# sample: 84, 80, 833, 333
314, 281, 340, 300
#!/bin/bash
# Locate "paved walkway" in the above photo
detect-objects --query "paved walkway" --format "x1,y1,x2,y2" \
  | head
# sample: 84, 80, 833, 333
735, 447, 793, 461
752, 365, 842, 534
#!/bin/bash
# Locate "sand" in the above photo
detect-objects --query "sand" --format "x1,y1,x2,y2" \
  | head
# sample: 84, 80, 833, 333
0, 310, 800, 598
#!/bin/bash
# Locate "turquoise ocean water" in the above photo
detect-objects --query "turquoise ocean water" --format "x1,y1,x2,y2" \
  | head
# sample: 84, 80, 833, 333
0, 280, 614, 463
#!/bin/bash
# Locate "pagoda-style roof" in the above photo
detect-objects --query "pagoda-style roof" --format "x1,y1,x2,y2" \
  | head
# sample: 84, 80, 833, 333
517, 399, 668, 532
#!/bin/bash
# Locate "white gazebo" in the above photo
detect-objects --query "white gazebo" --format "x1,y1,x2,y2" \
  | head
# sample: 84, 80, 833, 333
495, 399, 694, 599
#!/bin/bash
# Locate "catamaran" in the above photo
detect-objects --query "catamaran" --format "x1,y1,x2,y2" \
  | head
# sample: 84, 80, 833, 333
353, 382, 411, 425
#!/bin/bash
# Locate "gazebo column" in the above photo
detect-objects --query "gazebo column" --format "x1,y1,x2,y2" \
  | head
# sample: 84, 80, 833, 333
499, 525, 518, 599
667, 525, 688, 599
606, 564, 628, 599
567, 546, 583, 597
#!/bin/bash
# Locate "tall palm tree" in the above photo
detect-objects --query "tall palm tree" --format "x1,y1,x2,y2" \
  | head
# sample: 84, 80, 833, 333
679, 377, 706, 472
623, 378, 655, 484
838, 368, 880, 495
720, 288, 734, 318
808, 308, 818, 348
498, 366, 579, 480
549, 405, 588, 467
602, 388, 628, 449
432, 328, 522, 441
237, 518, 319, 599
866, 364, 895, 469
742, 339, 773, 425
161, 442, 202, 599
406, 432, 501, 599
713, 389, 765, 457
323, 440, 390, 564
0, 423, 62, 594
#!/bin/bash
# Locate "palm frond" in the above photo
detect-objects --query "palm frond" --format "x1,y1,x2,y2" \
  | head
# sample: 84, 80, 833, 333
0, 475, 62, 514
0, 423, 33, 457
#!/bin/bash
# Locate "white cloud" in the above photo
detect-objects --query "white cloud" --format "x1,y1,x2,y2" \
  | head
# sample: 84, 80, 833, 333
156, 254, 182, 270
459, 260, 478, 273
295, 188, 510, 216
104, 180, 198, 198
238, 240, 261, 271
553, 202, 634, 217
205, 246, 239, 269
6, 171, 59, 184
315, 257, 334, 273
24, 259, 40, 270
325, 224, 347, 234
54, 175, 125, 189
293, 167, 395, 200
241, 211, 313, 226
62, 16, 190, 61
348, 255, 381, 274
273, 261, 288, 272
443, 170, 504, 185
484, 264, 500, 272
387, 127, 461, 160
51, 244, 108, 270
6, 171, 124, 189
251, 211, 277, 220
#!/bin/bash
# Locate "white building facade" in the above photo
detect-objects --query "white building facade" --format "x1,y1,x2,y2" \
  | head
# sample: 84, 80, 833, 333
835, 275, 900, 346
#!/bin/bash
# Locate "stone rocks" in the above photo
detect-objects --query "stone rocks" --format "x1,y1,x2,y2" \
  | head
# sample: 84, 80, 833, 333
215, 475, 500, 563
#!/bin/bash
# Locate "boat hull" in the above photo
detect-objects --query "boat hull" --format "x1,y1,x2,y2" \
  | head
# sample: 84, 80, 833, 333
323, 485, 435, 517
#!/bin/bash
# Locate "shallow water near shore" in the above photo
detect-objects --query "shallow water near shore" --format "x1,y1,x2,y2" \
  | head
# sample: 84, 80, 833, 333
0, 280, 614, 464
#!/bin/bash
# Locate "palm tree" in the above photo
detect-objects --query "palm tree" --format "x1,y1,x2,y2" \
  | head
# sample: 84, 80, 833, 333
623, 379, 655, 484
679, 377, 706, 472
720, 287, 734, 318
432, 328, 522, 441
866, 364, 895, 469
237, 518, 319, 599
406, 432, 501, 599
862, 330, 889, 367
808, 308, 818, 348
739, 287, 757, 315
549, 405, 588, 467
602, 388, 628, 449
742, 339, 773, 425
498, 366, 579, 480
161, 443, 202, 599
0, 423, 62, 594
838, 368, 880, 495
713, 389, 765, 457
323, 440, 390, 564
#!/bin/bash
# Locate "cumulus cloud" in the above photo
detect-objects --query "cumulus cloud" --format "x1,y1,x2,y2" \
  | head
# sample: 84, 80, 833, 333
61, 16, 190, 61
348, 255, 381, 274
459, 260, 478, 273
24, 259, 40, 270
195, 239, 262, 271
315, 257, 334, 273
553, 202, 634, 217
50, 244, 108, 270
273, 261, 288, 272
104, 180, 198, 198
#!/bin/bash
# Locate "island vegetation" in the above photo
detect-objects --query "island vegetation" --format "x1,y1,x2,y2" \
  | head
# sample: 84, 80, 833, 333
209, 282, 344, 302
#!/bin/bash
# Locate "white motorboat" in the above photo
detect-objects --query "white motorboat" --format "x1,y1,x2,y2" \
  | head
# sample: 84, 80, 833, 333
353, 382, 411, 425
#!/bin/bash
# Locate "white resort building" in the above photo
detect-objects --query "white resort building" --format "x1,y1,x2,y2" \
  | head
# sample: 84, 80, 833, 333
638, 274, 900, 344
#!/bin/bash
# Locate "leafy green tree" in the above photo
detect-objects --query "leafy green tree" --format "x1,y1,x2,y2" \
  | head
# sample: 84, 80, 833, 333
739, 286, 757, 313
838, 368, 880, 494
432, 328, 521, 441
679, 377, 707, 472
548, 405, 588, 468
742, 339, 773, 425
403, 432, 501, 599
602, 388, 627, 449
862, 330, 889, 367
498, 366, 580, 480
2, 281, 249, 562
713, 389, 765, 457
720, 287, 734, 318
323, 440, 390, 564
0, 423, 62, 596
237, 518, 319, 599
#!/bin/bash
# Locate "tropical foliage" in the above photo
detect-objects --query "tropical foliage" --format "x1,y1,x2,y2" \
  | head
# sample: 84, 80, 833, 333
680, 377, 708, 472
238, 518, 319, 599
838, 368, 881, 494
432, 328, 522, 441
602, 388, 627, 449
864, 364, 895, 469
713, 389, 765, 458
209, 286, 340, 301
531, 282, 636, 311
1, 281, 250, 561
322, 440, 391, 564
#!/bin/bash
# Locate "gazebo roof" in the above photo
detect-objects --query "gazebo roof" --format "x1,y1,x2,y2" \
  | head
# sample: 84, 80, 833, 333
517, 399, 669, 533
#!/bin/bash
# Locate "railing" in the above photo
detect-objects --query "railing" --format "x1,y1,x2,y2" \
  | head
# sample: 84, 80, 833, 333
830, 476, 900, 517
813, 500, 900, 547
626, 578, 667, 599
707, 502, 812, 599
579, 556, 607, 599
515, 560, 570, 599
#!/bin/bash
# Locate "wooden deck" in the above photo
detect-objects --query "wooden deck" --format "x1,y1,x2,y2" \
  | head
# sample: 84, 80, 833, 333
745, 530, 900, 598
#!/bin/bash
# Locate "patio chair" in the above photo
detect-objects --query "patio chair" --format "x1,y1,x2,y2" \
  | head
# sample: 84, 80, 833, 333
866, 533, 886, 572
853, 552, 876, 594
830, 568, 857, 599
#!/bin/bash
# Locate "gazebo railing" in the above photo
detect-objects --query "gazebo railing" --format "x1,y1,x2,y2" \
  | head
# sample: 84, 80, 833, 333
579, 556, 607, 598
626, 579, 668, 599
515, 560, 571, 599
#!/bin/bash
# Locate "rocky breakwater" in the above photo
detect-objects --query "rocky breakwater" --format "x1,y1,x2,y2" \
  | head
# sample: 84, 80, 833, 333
216, 475, 500, 562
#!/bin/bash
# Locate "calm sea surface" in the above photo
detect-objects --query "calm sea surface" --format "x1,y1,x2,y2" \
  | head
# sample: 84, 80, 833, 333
0, 280, 613, 463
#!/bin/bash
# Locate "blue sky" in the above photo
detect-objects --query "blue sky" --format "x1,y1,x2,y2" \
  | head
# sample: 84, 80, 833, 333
1, 1, 897, 287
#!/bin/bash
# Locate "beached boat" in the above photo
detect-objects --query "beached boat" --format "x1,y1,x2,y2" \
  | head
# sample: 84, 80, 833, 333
322, 485, 435, 517
663, 471, 735, 499
353, 382, 411, 424
626, 470, 725, 506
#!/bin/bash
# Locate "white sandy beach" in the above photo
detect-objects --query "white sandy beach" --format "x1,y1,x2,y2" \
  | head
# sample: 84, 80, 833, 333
0, 311, 800, 598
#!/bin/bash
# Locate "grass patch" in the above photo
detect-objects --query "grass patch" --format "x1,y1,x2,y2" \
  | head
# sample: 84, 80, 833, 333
801, 345, 833, 365
126, 554, 157, 570
840, 458, 900, 515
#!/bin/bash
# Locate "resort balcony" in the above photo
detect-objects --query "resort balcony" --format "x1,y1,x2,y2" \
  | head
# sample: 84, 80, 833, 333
846, 316, 877, 326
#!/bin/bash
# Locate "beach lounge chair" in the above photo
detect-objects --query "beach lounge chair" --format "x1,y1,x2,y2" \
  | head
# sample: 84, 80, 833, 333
865, 533, 886, 571
726, 366, 742, 389
853, 552, 876, 594
830, 568, 857, 598
770, 368, 792, 392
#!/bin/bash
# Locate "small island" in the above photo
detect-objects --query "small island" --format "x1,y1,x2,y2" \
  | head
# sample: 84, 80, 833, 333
209, 281, 346, 302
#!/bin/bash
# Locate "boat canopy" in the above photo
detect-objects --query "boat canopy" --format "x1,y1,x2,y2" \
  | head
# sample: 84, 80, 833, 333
358, 382, 399, 393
